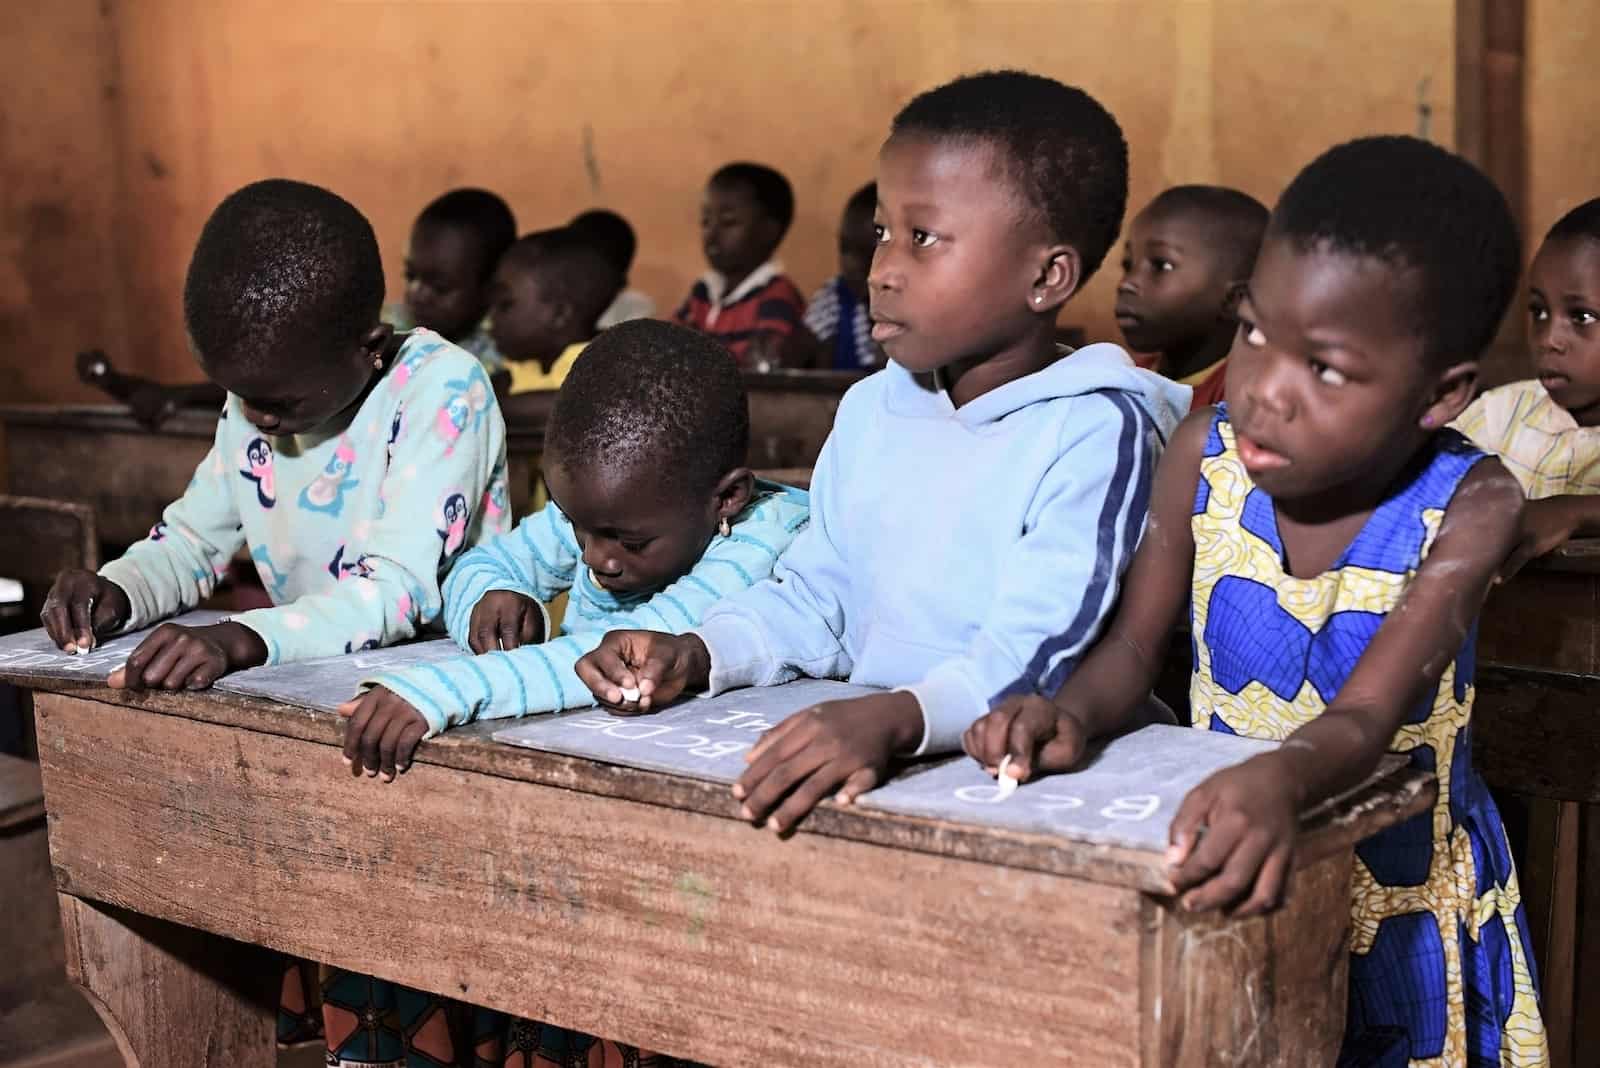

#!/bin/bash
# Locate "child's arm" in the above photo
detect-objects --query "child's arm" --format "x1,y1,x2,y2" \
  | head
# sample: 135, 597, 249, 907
964, 410, 1211, 779
1167, 459, 1523, 916
341, 499, 801, 778
232, 374, 510, 666
439, 504, 580, 652
1502, 494, 1600, 578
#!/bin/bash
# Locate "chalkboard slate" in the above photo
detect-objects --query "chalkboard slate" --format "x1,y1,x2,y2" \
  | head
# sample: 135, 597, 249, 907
215, 639, 465, 711
494, 681, 1290, 853
493, 678, 881, 782
855, 724, 1279, 852
0, 611, 226, 681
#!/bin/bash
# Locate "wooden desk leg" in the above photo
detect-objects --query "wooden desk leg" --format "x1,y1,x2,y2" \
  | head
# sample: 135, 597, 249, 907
57, 893, 278, 1067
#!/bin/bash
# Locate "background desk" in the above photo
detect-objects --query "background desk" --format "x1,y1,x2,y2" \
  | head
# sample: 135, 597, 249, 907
1475, 538, 1600, 1068
7, 675, 1427, 1067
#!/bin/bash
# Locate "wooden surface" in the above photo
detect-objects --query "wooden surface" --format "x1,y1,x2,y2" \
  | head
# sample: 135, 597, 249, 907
0, 751, 43, 829
22, 682, 1432, 1066
1473, 538, 1600, 1068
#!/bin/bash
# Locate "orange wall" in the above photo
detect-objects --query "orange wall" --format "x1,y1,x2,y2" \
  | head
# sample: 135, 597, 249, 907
7, 0, 1458, 401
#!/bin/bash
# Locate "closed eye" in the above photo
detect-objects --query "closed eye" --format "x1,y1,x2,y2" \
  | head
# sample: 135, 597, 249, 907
620, 539, 653, 554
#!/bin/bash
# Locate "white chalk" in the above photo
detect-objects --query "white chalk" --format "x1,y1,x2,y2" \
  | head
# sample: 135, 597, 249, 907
996, 755, 1020, 800
620, 686, 641, 704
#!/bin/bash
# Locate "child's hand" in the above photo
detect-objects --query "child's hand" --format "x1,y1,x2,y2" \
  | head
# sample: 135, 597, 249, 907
75, 349, 113, 385
108, 621, 267, 691
39, 571, 131, 653
1501, 496, 1583, 581
732, 691, 923, 833
962, 694, 1090, 783
576, 631, 710, 713
1166, 754, 1299, 916
337, 687, 429, 782
467, 590, 545, 654
126, 384, 182, 430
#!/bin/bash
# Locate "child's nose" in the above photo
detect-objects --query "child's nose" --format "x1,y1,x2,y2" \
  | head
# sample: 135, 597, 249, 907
581, 539, 619, 575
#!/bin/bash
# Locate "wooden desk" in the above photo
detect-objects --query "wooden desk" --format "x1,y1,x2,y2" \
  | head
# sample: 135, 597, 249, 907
1475, 539, 1600, 1068
8, 675, 1428, 1067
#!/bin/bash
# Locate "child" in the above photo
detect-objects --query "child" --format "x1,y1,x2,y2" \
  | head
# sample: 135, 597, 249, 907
801, 182, 884, 370
1115, 184, 1268, 408
339, 319, 808, 1068
339, 317, 809, 779
674, 162, 806, 368
488, 227, 620, 397
570, 208, 658, 328
1455, 196, 1600, 577
388, 188, 517, 374
966, 137, 1547, 1065
580, 71, 1188, 833
39, 178, 511, 1068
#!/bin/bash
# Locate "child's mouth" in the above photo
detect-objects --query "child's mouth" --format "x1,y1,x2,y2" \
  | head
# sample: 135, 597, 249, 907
870, 318, 906, 342
1235, 432, 1290, 473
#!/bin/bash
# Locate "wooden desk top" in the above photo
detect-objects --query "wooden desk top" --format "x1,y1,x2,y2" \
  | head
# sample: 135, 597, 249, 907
7, 673, 1431, 897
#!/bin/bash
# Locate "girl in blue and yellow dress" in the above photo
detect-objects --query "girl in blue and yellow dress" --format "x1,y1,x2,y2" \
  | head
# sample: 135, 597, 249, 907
965, 136, 1549, 1065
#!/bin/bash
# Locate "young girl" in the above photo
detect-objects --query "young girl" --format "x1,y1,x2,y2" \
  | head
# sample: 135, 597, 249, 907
579, 71, 1187, 834
39, 178, 510, 1068
967, 137, 1548, 1065
1455, 196, 1600, 576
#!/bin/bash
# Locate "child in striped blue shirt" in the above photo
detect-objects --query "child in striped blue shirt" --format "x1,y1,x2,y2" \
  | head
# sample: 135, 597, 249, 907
339, 318, 809, 781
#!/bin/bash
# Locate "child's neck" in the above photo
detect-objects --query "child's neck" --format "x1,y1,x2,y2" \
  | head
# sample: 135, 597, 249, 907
1162, 325, 1233, 382
1271, 431, 1431, 578
939, 329, 1062, 408
520, 327, 593, 375
717, 260, 769, 299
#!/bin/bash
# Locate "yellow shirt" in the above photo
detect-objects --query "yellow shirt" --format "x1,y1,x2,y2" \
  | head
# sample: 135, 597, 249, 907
1451, 379, 1600, 498
505, 342, 585, 395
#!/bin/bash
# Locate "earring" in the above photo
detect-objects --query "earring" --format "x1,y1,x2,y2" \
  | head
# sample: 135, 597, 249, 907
1033, 294, 1044, 304
1421, 413, 1435, 429
719, 517, 731, 538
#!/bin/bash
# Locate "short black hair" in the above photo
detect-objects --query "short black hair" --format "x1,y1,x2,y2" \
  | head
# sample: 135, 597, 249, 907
844, 182, 877, 218
891, 70, 1129, 284
548, 319, 749, 497
1143, 185, 1269, 281
710, 162, 795, 237
500, 227, 623, 332
1546, 197, 1600, 246
1270, 135, 1521, 364
183, 178, 383, 369
569, 209, 637, 275
415, 188, 516, 283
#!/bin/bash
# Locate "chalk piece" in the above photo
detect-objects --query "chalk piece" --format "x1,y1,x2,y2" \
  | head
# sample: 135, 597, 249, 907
620, 686, 641, 704
996, 755, 1020, 800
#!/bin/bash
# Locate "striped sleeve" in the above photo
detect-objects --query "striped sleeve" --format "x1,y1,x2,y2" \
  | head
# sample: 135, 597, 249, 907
440, 503, 580, 648
803, 279, 842, 340
364, 492, 808, 735
902, 390, 1161, 755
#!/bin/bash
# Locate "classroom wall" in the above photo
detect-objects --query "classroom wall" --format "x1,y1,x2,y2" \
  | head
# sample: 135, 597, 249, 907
7, 0, 1457, 402
1527, 0, 1600, 255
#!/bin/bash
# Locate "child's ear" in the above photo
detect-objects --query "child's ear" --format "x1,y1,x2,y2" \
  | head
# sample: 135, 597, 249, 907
359, 323, 395, 367
712, 467, 756, 525
1420, 359, 1479, 429
1220, 280, 1248, 321
1031, 246, 1083, 311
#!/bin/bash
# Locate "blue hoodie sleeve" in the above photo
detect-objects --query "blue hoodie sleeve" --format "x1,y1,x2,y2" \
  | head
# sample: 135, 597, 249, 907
901, 389, 1161, 754
692, 428, 856, 692
439, 503, 581, 649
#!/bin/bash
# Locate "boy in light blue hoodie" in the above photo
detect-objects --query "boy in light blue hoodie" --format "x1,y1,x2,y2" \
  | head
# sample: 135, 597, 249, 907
579, 71, 1190, 832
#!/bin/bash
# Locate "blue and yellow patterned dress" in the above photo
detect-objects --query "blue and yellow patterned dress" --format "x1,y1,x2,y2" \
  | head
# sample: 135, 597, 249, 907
1189, 407, 1547, 1067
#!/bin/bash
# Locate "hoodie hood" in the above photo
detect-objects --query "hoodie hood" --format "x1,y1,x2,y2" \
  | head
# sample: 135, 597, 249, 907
881, 342, 1191, 441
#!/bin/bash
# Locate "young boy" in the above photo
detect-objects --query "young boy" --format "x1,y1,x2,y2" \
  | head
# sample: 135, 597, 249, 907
488, 227, 620, 396
800, 182, 884, 370
1455, 196, 1600, 577
570, 208, 657, 328
1115, 185, 1268, 407
388, 188, 517, 374
581, 71, 1189, 832
674, 162, 806, 368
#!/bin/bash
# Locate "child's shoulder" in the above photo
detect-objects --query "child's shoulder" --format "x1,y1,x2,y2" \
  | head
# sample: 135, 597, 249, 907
387, 330, 495, 396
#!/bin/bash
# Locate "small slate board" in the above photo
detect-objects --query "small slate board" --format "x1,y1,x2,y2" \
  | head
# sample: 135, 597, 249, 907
856, 723, 1279, 852
494, 678, 880, 782
215, 638, 465, 712
0, 611, 226, 681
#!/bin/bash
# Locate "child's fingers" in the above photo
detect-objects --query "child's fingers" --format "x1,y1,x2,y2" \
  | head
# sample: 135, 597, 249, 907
91, 593, 122, 637
736, 743, 831, 827
1166, 783, 1215, 869
741, 709, 811, 768
575, 644, 631, 705
335, 698, 361, 717
834, 765, 882, 806
964, 704, 1018, 768
519, 605, 541, 647
1004, 702, 1057, 781
1182, 827, 1272, 913
394, 720, 429, 774
1035, 722, 1088, 776
182, 657, 222, 691
106, 665, 128, 688
342, 697, 378, 770
40, 597, 70, 650
67, 595, 96, 653
767, 760, 853, 833
1232, 845, 1293, 918
376, 711, 413, 782
496, 614, 523, 653
468, 612, 495, 655
1171, 810, 1247, 894
140, 637, 194, 690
